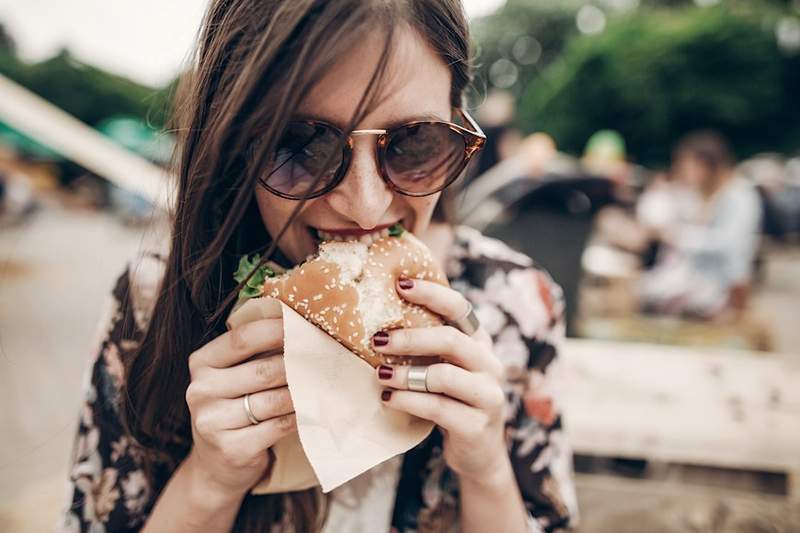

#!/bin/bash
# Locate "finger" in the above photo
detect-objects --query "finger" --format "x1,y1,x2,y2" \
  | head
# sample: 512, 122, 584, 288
397, 278, 470, 325
372, 326, 490, 373
218, 387, 295, 430
208, 353, 287, 398
377, 363, 504, 410
225, 412, 298, 456
380, 389, 485, 436
190, 319, 283, 370
195, 387, 294, 432
397, 278, 490, 345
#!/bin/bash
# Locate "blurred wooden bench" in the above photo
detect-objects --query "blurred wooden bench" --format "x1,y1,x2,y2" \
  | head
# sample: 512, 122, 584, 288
560, 339, 800, 498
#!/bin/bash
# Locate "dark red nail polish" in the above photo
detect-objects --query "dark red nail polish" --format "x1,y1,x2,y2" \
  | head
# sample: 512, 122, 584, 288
381, 389, 393, 402
373, 331, 389, 347
378, 365, 393, 380
398, 278, 414, 290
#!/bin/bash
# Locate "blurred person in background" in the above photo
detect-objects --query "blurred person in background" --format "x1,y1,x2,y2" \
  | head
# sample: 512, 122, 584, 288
639, 131, 762, 319
738, 153, 800, 241
581, 130, 632, 186
58, 1, 577, 532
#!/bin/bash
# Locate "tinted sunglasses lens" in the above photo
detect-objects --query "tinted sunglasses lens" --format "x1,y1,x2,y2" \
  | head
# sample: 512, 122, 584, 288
384, 123, 466, 195
263, 122, 342, 198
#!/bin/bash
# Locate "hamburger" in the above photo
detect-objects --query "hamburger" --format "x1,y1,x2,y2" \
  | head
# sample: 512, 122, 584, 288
233, 224, 448, 367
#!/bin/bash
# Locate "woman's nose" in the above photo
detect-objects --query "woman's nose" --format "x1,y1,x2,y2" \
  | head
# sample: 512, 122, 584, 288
325, 138, 394, 229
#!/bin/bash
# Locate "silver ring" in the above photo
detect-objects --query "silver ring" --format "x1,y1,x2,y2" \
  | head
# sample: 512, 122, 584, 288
407, 365, 430, 393
243, 393, 261, 425
449, 302, 480, 336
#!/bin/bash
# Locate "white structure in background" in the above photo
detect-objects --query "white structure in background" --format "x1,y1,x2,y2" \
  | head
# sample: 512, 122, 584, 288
0, 74, 173, 210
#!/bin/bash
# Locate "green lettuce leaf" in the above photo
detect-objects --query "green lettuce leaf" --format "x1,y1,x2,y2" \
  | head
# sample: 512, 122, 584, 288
388, 223, 404, 237
233, 254, 276, 304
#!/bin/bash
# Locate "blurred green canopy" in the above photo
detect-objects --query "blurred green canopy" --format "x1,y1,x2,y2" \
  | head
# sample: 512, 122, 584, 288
95, 116, 175, 164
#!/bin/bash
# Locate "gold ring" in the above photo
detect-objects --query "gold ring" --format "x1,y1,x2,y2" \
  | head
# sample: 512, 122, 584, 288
243, 393, 260, 425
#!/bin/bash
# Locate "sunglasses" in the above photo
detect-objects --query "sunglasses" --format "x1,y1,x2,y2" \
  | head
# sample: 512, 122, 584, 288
255, 108, 486, 200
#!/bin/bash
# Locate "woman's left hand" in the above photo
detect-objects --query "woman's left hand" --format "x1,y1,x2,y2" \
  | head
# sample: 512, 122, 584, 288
372, 278, 509, 485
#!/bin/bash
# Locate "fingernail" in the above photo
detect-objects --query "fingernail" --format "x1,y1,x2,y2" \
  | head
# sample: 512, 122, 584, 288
378, 365, 393, 380
398, 278, 414, 290
373, 331, 389, 347
381, 389, 393, 402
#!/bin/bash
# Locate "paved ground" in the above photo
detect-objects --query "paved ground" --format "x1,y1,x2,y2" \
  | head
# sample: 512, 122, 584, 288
0, 205, 165, 530
1, 205, 798, 532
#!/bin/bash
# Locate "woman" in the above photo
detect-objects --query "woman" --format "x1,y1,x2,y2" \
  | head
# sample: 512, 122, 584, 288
60, 1, 578, 531
639, 131, 762, 318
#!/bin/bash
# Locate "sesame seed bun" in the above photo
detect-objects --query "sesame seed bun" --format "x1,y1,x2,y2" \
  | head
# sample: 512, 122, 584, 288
260, 232, 448, 368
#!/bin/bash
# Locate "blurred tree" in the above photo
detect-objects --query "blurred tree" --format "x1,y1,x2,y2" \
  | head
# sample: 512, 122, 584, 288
0, 22, 16, 53
470, 0, 581, 104
0, 47, 176, 130
516, 5, 800, 166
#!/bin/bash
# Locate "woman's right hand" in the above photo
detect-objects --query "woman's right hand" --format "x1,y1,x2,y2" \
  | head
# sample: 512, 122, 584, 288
184, 318, 296, 498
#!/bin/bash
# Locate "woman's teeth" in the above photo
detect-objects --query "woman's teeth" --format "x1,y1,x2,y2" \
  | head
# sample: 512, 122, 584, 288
316, 227, 392, 245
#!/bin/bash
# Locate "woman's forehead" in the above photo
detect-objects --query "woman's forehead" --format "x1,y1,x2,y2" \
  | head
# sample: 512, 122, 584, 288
298, 25, 452, 130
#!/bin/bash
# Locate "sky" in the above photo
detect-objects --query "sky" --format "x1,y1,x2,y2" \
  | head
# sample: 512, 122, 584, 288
0, 0, 505, 87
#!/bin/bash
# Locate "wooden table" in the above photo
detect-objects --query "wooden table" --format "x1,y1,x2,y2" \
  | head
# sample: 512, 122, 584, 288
560, 339, 800, 497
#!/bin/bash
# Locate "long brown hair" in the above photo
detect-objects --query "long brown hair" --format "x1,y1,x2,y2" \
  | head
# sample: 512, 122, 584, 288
120, 1, 473, 531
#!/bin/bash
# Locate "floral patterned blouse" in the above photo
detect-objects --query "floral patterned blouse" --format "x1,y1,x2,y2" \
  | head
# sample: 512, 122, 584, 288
58, 225, 579, 532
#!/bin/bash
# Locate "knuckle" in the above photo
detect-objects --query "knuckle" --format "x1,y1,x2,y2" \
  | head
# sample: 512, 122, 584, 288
437, 363, 456, 386
187, 350, 200, 375
276, 388, 293, 412
193, 413, 214, 437
427, 395, 446, 419
185, 382, 201, 406
491, 386, 506, 410
444, 327, 461, 352
272, 413, 296, 434
490, 358, 505, 380
392, 330, 409, 350
229, 323, 250, 352
256, 390, 278, 416
255, 359, 275, 386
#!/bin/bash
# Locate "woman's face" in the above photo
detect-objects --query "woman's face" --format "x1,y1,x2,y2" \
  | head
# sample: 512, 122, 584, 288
255, 25, 453, 264
673, 152, 711, 191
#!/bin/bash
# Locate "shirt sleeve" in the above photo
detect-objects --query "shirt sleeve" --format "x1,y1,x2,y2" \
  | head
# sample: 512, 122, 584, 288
57, 264, 159, 532
481, 264, 579, 532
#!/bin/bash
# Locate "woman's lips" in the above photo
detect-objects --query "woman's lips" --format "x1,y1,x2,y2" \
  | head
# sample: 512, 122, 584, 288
316, 222, 396, 237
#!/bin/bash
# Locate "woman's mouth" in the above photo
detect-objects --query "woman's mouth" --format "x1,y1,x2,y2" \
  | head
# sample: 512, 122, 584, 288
310, 223, 397, 246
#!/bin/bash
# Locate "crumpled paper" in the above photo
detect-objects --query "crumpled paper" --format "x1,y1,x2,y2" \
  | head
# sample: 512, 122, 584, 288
226, 296, 434, 494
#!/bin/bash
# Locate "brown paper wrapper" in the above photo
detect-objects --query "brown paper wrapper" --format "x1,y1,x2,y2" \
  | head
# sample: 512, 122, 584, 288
226, 297, 434, 494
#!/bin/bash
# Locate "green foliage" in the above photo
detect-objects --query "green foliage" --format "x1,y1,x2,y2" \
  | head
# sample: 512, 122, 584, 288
516, 6, 800, 166
0, 23, 15, 53
0, 48, 176, 130
471, 0, 580, 100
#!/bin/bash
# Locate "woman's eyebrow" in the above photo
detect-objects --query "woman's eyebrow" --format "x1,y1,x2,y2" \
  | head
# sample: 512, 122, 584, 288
291, 111, 450, 130
380, 112, 450, 130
